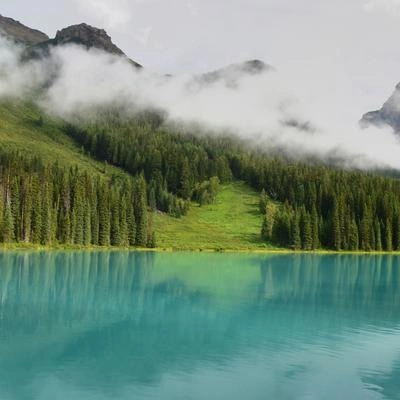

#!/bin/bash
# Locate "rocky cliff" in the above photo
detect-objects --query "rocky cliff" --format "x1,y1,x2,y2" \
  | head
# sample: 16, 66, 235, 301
361, 83, 400, 131
0, 14, 48, 45
26, 22, 142, 67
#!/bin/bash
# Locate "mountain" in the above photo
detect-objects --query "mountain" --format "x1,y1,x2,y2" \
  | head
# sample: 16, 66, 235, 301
27, 23, 142, 67
0, 15, 142, 67
361, 83, 400, 131
192, 59, 272, 88
0, 14, 49, 45
1, 14, 400, 252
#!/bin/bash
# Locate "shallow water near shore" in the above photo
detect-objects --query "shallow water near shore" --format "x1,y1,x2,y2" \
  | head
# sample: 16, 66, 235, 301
0, 251, 399, 400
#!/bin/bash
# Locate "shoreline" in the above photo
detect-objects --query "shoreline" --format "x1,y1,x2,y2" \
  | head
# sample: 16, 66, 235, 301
1, 243, 400, 255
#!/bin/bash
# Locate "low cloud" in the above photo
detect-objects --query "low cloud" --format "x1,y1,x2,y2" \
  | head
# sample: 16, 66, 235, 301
1, 37, 400, 170
363, 0, 400, 16
73, 0, 134, 29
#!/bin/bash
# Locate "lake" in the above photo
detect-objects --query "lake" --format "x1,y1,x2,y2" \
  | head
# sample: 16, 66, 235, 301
0, 251, 399, 400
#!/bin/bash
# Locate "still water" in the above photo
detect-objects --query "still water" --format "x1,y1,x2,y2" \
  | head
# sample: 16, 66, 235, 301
0, 251, 399, 400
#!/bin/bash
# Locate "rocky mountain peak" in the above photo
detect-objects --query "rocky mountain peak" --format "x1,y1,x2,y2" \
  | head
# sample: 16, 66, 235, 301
193, 59, 273, 88
0, 14, 49, 45
24, 22, 142, 67
53, 23, 125, 56
361, 84, 400, 132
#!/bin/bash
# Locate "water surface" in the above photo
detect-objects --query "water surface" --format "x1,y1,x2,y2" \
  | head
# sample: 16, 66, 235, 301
0, 251, 399, 400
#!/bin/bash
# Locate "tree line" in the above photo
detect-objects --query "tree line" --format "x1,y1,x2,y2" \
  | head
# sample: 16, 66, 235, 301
254, 161, 400, 251
0, 151, 155, 247
64, 113, 230, 214
64, 113, 400, 251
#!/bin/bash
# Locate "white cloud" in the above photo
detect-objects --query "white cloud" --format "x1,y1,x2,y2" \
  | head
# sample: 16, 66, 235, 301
73, 0, 134, 29
1, 39, 400, 170
364, 0, 400, 15
186, 0, 199, 16
133, 26, 153, 46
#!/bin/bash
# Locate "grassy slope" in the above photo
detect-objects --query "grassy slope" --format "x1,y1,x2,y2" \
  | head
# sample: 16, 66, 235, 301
0, 101, 126, 178
154, 181, 276, 251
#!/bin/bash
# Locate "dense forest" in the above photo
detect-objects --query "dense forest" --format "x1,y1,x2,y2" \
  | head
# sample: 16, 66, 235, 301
1, 106, 400, 250
0, 150, 155, 247
254, 161, 400, 251
64, 113, 400, 251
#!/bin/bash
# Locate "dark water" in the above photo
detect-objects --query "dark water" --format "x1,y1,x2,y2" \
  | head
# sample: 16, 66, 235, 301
0, 252, 399, 400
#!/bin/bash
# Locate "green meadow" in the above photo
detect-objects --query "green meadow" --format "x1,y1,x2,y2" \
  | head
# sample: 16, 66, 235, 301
154, 182, 275, 251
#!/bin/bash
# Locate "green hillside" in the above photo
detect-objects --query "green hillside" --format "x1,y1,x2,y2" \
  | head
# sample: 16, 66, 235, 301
0, 101, 126, 178
0, 101, 271, 250
154, 182, 273, 251
2, 99, 400, 252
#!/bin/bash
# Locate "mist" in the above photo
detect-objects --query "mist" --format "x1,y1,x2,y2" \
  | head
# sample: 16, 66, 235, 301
1, 36, 399, 170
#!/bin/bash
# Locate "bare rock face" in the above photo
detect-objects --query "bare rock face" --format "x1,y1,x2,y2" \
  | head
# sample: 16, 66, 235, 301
28, 23, 142, 67
53, 24, 125, 56
361, 83, 400, 132
0, 14, 48, 45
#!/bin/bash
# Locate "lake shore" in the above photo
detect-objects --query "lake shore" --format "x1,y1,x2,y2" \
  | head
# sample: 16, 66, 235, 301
1, 243, 400, 255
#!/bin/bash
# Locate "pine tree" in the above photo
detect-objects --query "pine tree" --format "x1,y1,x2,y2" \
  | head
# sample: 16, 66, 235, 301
385, 218, 393, 251
290, 211, 301, 250
135, 174, 148, 246
261, 216, 268, 241
148, 187, 156, 212
332, 198, 341, 251
83, 198, 91, 246
2, 203, 14, 243
374, 218, 382, 251
311, 206, 319, 250
41, 181, 53, 245
360, 204, 372, 251
90, 181, 99, 245
31, 176, 42, 244
261, 204, 274, 242
395, 213, 400, 251
127, 195, 136, 246
110, 192, 121, 246
348, 218, 359, 251
179, 158, 191, 199
300, 208, 312, 250
72, 180, 84, 245
10, 178, 20, 241
259, 189, 268, 214
98, 183, 110, 246
119, 194, 128, 246
58, 174, 71, 244
149, 231, 157, 248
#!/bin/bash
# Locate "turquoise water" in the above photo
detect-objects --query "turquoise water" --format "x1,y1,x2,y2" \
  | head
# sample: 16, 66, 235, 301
0, 252, 399, 400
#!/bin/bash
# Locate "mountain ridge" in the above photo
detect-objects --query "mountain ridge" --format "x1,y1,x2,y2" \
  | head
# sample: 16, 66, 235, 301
26, 22, 143, 68
1, 14, 273, 79
361, 83, 400, 131
0, 14, 49, 45
193, 59, 273, 87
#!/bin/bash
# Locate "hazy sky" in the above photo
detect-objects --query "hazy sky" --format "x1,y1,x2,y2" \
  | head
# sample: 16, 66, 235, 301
2, 0, 400, 115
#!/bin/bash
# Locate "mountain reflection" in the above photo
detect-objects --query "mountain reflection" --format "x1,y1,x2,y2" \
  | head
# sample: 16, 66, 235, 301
0, 251, 399, 400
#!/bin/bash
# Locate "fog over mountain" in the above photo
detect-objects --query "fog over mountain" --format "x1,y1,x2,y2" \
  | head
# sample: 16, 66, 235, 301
361, 83, 400, 132
0, 14, 48, 45
1, 15, 400, 170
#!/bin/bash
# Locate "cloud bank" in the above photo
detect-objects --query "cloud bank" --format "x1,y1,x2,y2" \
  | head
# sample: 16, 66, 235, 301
1, 37, 400, 170
73, 0, 133, 29
364, 0, 400, 15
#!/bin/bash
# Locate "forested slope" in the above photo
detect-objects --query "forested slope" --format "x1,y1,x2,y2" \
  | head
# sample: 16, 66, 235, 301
64, 112, 400, 252
0, 102, 154, 247
1, 100, 400, 251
